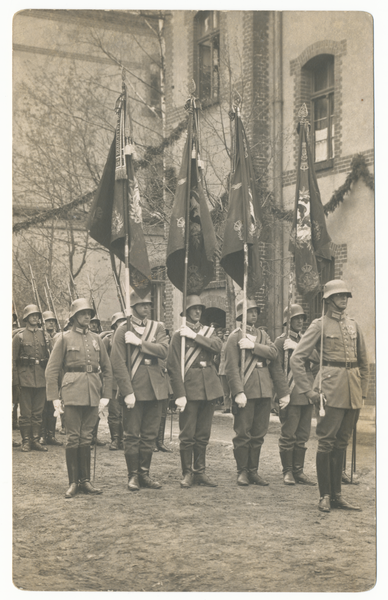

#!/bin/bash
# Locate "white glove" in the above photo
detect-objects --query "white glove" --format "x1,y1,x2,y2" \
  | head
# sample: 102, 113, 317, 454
238, 337, 255, 350
124, 393, 136, 409
99, 397, 110, 416
175, 396, 187, 412
53, 399, 63, 418
235, 392, 247, 408
180, 325, 197, 339
279, 395, 290, 410
125, 331, 142, 346
283, 338, 298, 351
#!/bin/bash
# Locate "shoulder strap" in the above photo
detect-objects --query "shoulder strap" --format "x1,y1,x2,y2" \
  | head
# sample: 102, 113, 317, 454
243, 328, 262, 385
184, 325, 214, 375
131, 320, 159, 379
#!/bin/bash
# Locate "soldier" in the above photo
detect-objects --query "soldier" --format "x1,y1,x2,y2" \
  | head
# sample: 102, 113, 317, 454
12, 304, 50, 452
102, 311, 126, 451
154, 329, 173, 453
167, 295, 224, 488
224, 298, 279, 486
45, 298, 112, 498
89, 316, 101, 334
273, 304, 318, 486
39, 311, 63, 447
110, 292, 169, 491
290, 280, 369, 512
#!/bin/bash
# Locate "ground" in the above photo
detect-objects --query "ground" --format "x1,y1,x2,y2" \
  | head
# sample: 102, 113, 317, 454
12, 409, 376, 593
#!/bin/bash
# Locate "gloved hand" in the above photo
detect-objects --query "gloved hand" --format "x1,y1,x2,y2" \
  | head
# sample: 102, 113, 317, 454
180, 325, 197, 339
306, 390, 321, 406
53, 399, 63, 418
99, 398, 110, 416
238, 337, 255, 350
283, 338, 298, 351
235, 392, 247, 408
125, 331, 142, 346
175, 396, 187, 412
279, 395, 290, 410
124, 393, 136, 409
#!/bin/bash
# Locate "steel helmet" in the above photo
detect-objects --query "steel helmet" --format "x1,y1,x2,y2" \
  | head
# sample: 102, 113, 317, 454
22, 304, 42, 322
180, 295, 206, 317
111, 311, 126, 329
236, 298, 260, 322
322, 279, 352, 300
42, 311, 57, 323
90, 316, 101, 324
283, 304, 306, 326
69, 298, 95, 320
130, 292, 152, 308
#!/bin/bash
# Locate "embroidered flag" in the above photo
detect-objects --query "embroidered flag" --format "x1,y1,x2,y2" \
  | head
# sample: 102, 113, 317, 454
289, 104, 331, 297
87, 86, 152, 298
166, 105, 217, 294
220, 109, 263, 296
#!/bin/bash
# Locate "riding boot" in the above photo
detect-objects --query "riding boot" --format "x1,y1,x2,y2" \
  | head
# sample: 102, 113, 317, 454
65, 447, 79, 498
125, 452, 140, 491
293, 446, 316, 485
31, 424, 48, 451
156, 416, 173, 453
280, 449, 296, 485
316, 451, 331, 512
46, 416, 63, 446
139, 449, 162, 488
248, 446, 269, 486
180, 448, 194, 488
109, 422, 121, 451
78, 445, 102, 494
12, 403, 19, 430
193, 446, 217, 487
330, 447, 361, 511
20, 425, 31, 452
234, 446, 250, 486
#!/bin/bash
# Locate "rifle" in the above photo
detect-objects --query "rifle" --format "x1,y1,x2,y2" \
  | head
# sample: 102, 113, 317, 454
67, 282, 74, 305
87, 275, 102, 333
29, 265, 51, 356
45, 276, 62, 332
12, 299, 20, 328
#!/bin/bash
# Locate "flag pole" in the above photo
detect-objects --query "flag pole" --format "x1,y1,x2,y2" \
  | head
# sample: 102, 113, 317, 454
122, 73, 133, 371
181, 88, 195, 380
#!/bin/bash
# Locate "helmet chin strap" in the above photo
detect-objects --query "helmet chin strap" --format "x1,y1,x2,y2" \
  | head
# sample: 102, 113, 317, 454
327, 297, 345, 312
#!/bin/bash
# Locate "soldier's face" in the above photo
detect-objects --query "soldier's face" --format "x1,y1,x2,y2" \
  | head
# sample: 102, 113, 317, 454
291, 315, 304, 333
75, 309, 92, 328
330, 293, 348, 311
133, 303, 151, 320
187, 306, 202, 323
27, 313, 39, 327
89, 321, 100, 333
45, 319, 56, 332
246, 308, 258, 326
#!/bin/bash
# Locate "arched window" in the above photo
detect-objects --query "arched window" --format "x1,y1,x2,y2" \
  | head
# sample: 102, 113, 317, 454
195, 11, 220, 106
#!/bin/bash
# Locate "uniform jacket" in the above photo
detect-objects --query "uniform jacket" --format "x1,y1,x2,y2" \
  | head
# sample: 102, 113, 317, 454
45, 326, 112, 406
272, 331, 319, 406
167, 325, 224, 401
224, 326, 279, 399
111, 318, 169, 401
12, 326, 49, 388
101, 331, 119, 392
290, 307, 369, 410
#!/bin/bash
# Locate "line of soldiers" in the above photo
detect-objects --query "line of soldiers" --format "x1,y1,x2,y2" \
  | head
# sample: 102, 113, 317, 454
12, 279, 369, 513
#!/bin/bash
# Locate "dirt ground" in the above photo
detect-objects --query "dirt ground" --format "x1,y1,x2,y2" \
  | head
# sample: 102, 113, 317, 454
12, 408, 376, 593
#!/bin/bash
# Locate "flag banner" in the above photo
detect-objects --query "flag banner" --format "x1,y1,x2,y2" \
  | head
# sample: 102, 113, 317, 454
220, 112, 263, 297
166, 118, 217, 295
289, 108, 331, 297
87, 90, 152, 298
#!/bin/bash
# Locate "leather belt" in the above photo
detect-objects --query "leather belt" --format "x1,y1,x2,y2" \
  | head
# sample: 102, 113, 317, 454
65, 365, 99, 373
18, 357, 47, 367
140, 357, 158, 366
322, 360, 358, 369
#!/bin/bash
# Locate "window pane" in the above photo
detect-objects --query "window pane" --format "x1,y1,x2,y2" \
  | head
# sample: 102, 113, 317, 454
212, 37, 219, 100
314, 64, 327, 92
199, 41, 211, 99
314, 97, 328, 162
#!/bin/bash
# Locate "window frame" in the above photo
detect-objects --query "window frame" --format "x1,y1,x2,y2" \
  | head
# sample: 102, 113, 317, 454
196, 11, 220, 107
308, 55, 335, 171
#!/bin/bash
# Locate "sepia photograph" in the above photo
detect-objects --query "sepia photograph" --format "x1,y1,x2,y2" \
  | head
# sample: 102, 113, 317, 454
8, 2, 380, 595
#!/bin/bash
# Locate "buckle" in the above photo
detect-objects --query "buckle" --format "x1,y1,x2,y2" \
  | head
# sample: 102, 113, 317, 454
199, 361, 207, 368
256, 361, 264, 368
35, 359, 40, 365
86, 365, 93, 373
143, 359, 152, 366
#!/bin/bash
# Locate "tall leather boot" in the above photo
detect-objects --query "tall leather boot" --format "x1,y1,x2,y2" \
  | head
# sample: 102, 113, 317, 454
316, 451, 331, 512
65, 447, 79, 498
248, 446, 269, 486
280, 449, 296, 485
20, 425, 31, 452
193, 446, 217, 487
156, 416, 173, 453
31, 424, 48, 452
109, 422, 121, 451
330, 448, 361, 510
180, 448, 194, 488
78, 445, 102, 494
233, 446, 250, 486
125, 452, 140, 491
138, 449, 162, 488
46, 415, 63, 446
293, 446, 316, 485
12, 403, 19, 430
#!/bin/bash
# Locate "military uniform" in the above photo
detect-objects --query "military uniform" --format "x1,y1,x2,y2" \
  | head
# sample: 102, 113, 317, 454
39, 314, 63, 446
111, 313, 169, 490
290, 280, 369, 511
167, 320, 223, 486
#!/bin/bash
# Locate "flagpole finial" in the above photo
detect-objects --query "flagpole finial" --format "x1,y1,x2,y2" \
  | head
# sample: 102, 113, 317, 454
298, 103, 309, 124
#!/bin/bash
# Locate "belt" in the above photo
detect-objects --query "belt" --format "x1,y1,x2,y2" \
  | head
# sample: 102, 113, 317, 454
140, 357, 158, 366
192, 361, 210, 368
322, 360, 358, 369
255, 361, 266, 369
18, 357, 47, 367
65, 365, 99, 373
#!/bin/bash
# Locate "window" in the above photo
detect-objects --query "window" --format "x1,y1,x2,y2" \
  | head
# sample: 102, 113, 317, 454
196, 11, 220, 106
309, 256, 335, 320
307, 55, 335, 168
151, 266, 166, 322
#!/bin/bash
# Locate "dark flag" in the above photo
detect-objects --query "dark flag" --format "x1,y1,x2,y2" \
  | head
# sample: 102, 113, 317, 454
289, 104, 331, 297
87, 90, 152, 298
220, 110, 263, 296
166, 115, 217, 295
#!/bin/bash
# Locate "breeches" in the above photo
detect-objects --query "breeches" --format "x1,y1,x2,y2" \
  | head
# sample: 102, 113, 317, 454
179, 400, 216, 451
65, 405, 99, 448
123, 400, 162, 455
316, 406, 358, 453
233, 397, 271, 451
19, 387, 46, 428
278, 404, 313, 452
